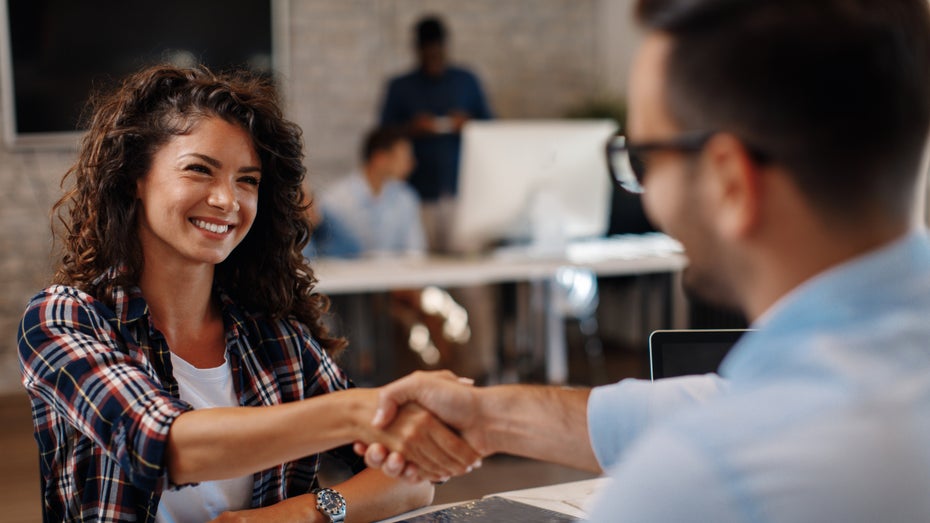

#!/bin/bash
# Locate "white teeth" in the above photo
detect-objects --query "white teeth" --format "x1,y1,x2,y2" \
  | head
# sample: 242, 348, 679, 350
192, 219, 230, 234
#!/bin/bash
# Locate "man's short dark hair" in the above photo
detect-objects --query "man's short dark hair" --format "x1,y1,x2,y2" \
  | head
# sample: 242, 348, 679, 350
415, 15, 447, 48
362, 126, 409, 163
635, 0, 930, 221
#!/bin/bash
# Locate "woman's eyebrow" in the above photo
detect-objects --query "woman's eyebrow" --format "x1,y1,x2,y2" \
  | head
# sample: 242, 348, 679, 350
179, 152, 261, 173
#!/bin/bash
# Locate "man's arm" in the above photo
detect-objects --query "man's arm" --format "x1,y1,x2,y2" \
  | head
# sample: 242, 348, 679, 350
363, 371, 730, 481
474, 384, 600, 471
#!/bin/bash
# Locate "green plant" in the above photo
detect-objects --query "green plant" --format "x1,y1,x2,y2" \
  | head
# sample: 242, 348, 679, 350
564, 97, 627, 131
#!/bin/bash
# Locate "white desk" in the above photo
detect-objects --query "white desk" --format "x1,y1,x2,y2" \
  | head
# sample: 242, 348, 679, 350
313, 234, 686, 294
312, 235, 687, 384
378, 477, 611, 522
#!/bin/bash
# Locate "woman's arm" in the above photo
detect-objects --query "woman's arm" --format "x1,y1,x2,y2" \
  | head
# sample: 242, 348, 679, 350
209, 469, 433, 523
167, 389, 479, 485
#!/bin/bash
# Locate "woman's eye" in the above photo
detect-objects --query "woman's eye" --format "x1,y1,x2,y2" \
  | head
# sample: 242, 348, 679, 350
240, 176, 261, 187
185, 163, 211, 174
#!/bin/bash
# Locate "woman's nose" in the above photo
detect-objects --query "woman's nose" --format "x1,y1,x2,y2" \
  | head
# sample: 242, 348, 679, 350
207, 179, 240, 212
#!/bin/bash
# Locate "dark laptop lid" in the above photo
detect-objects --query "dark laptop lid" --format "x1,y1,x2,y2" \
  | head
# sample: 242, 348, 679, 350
648, 329, 751, 380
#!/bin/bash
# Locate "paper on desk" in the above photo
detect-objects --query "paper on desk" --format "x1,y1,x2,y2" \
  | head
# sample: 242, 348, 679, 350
489, 477, 610, 519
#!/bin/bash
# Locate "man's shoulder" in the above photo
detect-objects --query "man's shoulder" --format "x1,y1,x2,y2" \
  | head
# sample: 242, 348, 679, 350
622, 379, 930, 520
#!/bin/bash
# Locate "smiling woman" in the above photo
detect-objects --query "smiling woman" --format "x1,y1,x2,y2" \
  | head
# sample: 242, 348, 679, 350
15, 65, 475, 523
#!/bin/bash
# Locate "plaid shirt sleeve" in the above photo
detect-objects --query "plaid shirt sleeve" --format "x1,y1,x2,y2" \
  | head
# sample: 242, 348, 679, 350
291, 320, 369, 475
18, 286, 192, 494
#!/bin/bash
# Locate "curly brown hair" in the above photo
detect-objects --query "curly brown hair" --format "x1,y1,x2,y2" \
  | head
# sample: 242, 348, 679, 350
52, 64, 346, 354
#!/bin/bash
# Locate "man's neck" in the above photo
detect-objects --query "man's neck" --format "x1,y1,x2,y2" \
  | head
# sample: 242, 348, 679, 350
364, 166, 387, 197
742, 218, 910, 322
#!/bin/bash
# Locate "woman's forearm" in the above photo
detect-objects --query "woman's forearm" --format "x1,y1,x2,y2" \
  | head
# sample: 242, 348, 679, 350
209, 470, 433, 523
333, 468, 433, 523
167, 388, 378, 484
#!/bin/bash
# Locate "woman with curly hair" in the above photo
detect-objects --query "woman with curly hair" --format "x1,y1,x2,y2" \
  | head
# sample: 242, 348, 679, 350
17, 65, 478, 523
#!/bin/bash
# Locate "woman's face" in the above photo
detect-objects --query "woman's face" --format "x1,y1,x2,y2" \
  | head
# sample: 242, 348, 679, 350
136, 116, 261, 269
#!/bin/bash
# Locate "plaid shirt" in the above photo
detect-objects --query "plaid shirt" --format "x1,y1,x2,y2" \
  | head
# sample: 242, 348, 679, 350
18, 280, 356, 522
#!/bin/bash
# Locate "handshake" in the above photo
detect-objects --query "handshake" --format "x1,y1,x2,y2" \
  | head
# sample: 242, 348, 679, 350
352, 371, 486, 484
351, 370, 599, 483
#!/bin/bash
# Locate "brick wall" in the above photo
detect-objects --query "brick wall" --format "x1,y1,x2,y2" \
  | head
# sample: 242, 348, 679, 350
291, 0, 624, 185
0, 0, 638, 392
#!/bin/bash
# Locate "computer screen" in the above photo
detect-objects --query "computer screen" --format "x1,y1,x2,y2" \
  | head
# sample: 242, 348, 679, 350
649, 329, 751, 380
450, 120, 618, 254
0, 0, 287, 149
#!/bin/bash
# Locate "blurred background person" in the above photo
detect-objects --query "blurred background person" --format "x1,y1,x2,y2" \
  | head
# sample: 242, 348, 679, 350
316, 126, 425, 258
378, 15, 492, 252
378, 15, 499, 383
302, 197, 362, 260
309, 126, 473, 384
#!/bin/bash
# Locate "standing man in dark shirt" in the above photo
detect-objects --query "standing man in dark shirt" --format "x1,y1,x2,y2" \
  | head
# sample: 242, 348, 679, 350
379, 16, 498, 382
379, 15, 493, 252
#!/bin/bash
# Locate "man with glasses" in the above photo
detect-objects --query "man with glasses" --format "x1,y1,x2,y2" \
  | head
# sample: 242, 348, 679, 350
360, 0, 930, 519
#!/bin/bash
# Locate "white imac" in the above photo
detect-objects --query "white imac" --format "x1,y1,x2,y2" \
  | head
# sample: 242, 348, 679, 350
450, 119, 618, 255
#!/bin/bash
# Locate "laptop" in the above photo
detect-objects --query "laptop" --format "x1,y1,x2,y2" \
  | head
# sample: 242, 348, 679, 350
648, 329, 751, 380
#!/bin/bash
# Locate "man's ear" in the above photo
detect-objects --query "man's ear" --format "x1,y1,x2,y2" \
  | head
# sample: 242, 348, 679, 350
702, 133, 763, 240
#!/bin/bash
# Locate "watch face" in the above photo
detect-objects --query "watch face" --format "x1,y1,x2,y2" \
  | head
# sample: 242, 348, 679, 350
317, 489, 346, 515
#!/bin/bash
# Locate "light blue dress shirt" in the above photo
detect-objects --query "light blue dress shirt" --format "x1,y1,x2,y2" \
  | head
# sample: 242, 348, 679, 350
587, 231, 930, 521
319, 172, 426, 257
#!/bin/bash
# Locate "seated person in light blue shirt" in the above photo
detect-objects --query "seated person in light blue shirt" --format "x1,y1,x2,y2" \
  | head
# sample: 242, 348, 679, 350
316, 126, 426, 258
358, 0, 930, 521
302, 202, 363, 260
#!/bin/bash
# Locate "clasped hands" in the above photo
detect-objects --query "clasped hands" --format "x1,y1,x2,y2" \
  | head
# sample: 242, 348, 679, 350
356, 371, 486, 483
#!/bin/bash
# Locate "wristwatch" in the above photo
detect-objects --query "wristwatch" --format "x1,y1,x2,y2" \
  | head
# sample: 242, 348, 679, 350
312, 487, 347, 523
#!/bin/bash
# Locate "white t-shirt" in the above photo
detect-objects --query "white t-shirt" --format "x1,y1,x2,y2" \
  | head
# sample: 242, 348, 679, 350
155, 353, 254, 523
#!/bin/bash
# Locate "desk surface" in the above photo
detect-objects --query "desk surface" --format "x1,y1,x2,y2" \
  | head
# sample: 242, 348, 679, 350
313, 234, 687, 294
378, 477, 610, 522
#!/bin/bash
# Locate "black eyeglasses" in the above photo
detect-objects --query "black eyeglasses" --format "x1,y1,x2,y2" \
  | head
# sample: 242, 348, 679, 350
605, 131, 716, 194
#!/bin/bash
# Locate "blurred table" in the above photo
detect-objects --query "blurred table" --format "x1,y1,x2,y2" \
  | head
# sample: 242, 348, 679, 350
312, 234, 688, 384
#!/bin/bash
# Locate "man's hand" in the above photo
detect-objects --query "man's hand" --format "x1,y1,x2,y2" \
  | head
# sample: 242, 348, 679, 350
356, 371, 488, 481
409, 113, 437, 135
449, 110, 470, 132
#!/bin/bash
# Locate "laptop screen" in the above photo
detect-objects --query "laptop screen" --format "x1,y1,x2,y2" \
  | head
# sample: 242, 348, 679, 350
649, 329, 750, 380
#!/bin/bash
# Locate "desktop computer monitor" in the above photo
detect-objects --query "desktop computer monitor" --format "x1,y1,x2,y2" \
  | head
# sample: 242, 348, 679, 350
450, 119, 618, 254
